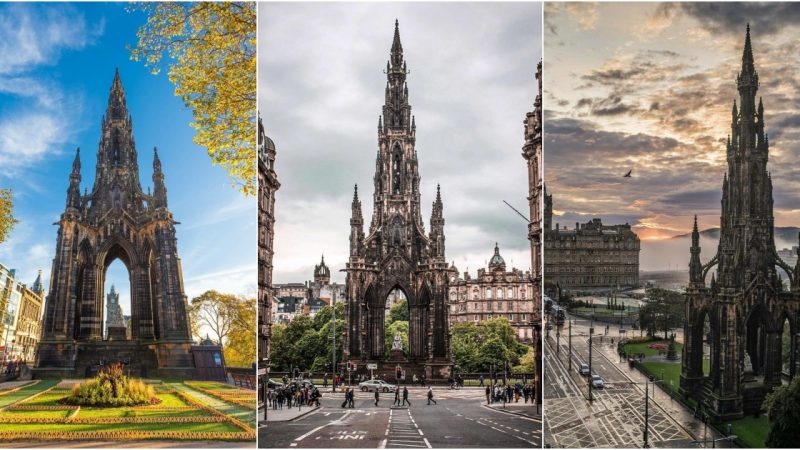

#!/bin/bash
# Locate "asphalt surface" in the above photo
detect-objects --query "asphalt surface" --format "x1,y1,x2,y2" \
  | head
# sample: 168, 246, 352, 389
543, 315, 694, 448
259, 387, 540, 448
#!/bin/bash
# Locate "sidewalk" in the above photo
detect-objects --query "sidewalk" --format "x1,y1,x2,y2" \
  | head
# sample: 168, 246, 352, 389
258, 405, 318, 423
593, 340, 723, 444
485, 402, 542, 420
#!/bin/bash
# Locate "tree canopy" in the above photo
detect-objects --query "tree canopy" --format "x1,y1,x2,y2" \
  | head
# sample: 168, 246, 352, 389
129, 2, 257, 196
764, 375, 800, 447
0, 189, 18, 245
451, 318, 529, 373
270, 302, 344, 373
188, 290, 255, 367
639, 288, 685, 339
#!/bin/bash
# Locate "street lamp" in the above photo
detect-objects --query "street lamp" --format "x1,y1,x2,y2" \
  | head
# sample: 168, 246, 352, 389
568, 319, 573, 371
331, 292, 337, 393
644, 375, 669, 448
588, 319, 594, 402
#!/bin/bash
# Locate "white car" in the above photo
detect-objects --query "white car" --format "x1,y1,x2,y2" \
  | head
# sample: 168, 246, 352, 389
591, 374, 604, 389
579, 363, 590, 376
358, 380, 397, 392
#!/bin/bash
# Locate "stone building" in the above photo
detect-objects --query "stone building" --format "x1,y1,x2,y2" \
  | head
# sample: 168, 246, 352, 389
36, 70, 193, 377
105, 285, 127, 340
448, 244, 535, 343
544, 194, 640, 290
0, 265, 44, 363
681, 26, 800, 420
258, 116, 279, 402
344, 21, 452, 380
272, 256, 345, 323
523, 61, 543, 399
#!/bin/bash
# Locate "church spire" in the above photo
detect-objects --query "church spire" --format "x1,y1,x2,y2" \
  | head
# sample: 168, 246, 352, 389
350, 184, 364, 259
152, 147, 168, 209
382, 20, 412, 132
689, 215, 703, 285
741, 23, 755, 78
390, 19, 403, 68
106, 68, 129, 121
430, 184, 445, 259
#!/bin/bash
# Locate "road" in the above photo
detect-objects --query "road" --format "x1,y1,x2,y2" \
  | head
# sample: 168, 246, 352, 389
543, 315, 694, 448
259, 387, 540, 448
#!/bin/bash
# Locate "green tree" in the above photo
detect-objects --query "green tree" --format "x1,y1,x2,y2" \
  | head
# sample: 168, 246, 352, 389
764, 376, 800, 447
0, 189, 18, 245
639, 288, 685, 339
451, 318, 526, 372
512, 346, 535, 374
387, 299, 409, 324
268, 308, 344, 373
129, 2, 257, 196
188, 290, 255, 367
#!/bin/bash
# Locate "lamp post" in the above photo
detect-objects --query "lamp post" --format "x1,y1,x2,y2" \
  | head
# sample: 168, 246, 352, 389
568, 319, 573, 371
331, 292, 337, 393
588, 319, 594, 402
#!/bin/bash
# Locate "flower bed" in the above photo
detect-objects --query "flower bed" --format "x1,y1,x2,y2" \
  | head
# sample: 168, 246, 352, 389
648, 343, 668, 350
0, 430, 255, 441
0, 415, 228, 424
184, 382, 256, 410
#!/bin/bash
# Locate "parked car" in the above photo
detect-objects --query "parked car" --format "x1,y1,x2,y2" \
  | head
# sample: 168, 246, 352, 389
267, 379, 284, 389
358, 379, 397, 392
590, 374, 604, 389
579, 363, 590, 376
288, 379, 316, 390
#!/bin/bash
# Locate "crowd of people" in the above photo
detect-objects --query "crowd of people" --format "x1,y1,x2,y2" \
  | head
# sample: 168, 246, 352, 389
266, 383, 322, 411
484, 382, 535, 404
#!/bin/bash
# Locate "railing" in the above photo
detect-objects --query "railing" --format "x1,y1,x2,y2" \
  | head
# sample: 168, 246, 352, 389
265, 371, 534, 386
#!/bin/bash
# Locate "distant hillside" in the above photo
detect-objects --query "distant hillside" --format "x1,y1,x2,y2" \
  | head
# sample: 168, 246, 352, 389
673, 227, 800, 243
641, 226, 800, 272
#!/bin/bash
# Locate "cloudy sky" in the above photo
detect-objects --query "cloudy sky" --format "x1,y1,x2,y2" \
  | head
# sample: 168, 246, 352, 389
545, 3, 800, 263
0, 3, 255, 320
260, 2, 541, 283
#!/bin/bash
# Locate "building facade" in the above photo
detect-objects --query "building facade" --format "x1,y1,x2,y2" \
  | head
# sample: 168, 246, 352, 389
523, 61, 543, 400
272, 256, 346, 323
681, 26, 800, 421
544, 195, 640, 290
344, 21, 452, 380
0, 266, 44, 364
448, 244, 535, 343
37, 70, 193, 377
258, 116, 280, 404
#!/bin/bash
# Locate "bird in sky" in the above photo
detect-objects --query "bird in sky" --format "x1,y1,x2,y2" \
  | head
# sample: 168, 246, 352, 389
623, 169, 632, 178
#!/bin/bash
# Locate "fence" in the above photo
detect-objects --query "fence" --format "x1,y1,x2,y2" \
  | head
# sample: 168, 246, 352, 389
266, 371, 534, 386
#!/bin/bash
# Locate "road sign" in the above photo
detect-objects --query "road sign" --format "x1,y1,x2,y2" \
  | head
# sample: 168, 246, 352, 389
366, 363, 378, 370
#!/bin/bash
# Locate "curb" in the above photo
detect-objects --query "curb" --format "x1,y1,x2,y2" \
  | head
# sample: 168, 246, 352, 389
482, 403, 542, 422
258, 406, 319, 423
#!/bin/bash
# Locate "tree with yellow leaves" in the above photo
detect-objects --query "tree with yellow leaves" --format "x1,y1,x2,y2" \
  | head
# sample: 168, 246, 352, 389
129, 2, 256, 196
0, 189, 18, 245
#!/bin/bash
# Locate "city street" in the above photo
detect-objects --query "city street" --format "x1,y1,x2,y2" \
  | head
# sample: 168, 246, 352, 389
259, 387, 540, 448
543, 315, 694, 448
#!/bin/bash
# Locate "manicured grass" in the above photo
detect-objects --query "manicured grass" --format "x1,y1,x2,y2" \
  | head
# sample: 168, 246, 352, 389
624, 340, 684, 358
0, 380, 59, 408
187, 381, 238, 391
0, 421, 243, 433
573, 306, 638, 317
719, 415, 769, 448
0, 409, 72, 419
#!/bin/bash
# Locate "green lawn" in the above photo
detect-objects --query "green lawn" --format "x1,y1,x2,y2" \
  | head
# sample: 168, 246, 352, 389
572, 306, 638, 317
0, 379, 255, 440
624, 340, 684, 358
719, 415, 769, 448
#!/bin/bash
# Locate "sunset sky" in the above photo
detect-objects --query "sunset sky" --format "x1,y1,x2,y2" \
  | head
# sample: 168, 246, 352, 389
544, 3, 800, 247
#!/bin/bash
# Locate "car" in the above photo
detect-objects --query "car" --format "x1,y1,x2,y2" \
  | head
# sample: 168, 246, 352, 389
267, 379, 284, 389
579, 363, 590, 376
288, 379, 316, 390
591, 374, 604, 389
358, 379, 397, 392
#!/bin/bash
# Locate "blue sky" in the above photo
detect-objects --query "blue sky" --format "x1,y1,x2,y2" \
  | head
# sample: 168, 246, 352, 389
0, 3, 255, 318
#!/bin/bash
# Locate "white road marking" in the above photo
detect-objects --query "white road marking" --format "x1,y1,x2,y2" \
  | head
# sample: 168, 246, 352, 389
423, 438, 432, 448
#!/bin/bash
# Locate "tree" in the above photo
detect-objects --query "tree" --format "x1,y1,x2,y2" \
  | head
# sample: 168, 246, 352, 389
512, 347, 535, 374
387, 299, 409, 323
639, 288, 685, 339
129, 2, 257, 196
0, 189, 18, 245
764, 376, 800, 447
189, 290, 255, 367
451, 318, 527, 373
268, 309, 344, 373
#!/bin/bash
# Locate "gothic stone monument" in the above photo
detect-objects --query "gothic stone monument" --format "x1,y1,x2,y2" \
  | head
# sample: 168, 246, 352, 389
344, 21, 453, 381
35, 70, 194, 378
105, 285, 128, 341
680, 25, 800, 421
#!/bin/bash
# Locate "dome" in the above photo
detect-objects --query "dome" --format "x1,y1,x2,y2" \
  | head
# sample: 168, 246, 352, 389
488, 243, 506, 270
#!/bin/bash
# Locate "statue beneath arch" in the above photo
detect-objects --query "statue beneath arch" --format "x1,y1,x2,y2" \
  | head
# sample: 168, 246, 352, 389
344, 21, 453, 381
35, 70, 194, 378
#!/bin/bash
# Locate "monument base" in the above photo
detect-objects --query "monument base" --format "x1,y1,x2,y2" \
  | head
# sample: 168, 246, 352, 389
34, 339, 196, 379
347, 358, 454, 384
107, 327, 128, 341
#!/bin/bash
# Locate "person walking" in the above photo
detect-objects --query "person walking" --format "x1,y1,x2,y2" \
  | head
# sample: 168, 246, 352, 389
485, 385, 491, 405
479, 374, 484, 387
427, 387, 437, 405
374, 389, 380, 407
402, 386, 411, 406
394, 387, 400, 406
348, 388, 355, 408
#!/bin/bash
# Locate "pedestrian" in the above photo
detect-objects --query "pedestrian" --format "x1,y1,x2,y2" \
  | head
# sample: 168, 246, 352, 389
427, 387, 437, 405
412, 374, 418, 386
341, 389, 349, 408
485, 385, 491, 404
374, 389, 380, 407
394, 388, 400, 406
402, 386, 411, 406
479, 374, 484, 387
323, 373, 328, 388
348, 388, 355, 408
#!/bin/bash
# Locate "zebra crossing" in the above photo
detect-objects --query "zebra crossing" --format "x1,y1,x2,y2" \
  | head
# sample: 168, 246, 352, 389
379, 408, 431, 449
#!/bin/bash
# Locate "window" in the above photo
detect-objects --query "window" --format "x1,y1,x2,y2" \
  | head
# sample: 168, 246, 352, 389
497, 288, 503, 299
508, 287, 513, 298
486, 288, 492, 299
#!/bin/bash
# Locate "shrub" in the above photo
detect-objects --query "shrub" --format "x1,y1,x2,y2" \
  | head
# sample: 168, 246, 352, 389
63, 363, 159, 407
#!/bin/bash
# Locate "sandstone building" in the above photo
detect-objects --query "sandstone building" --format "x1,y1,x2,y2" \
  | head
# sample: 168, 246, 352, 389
681, 26, 800, 421
448, 244, 535, 343
544, 194, 640, 290
0, 265, 44, 363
